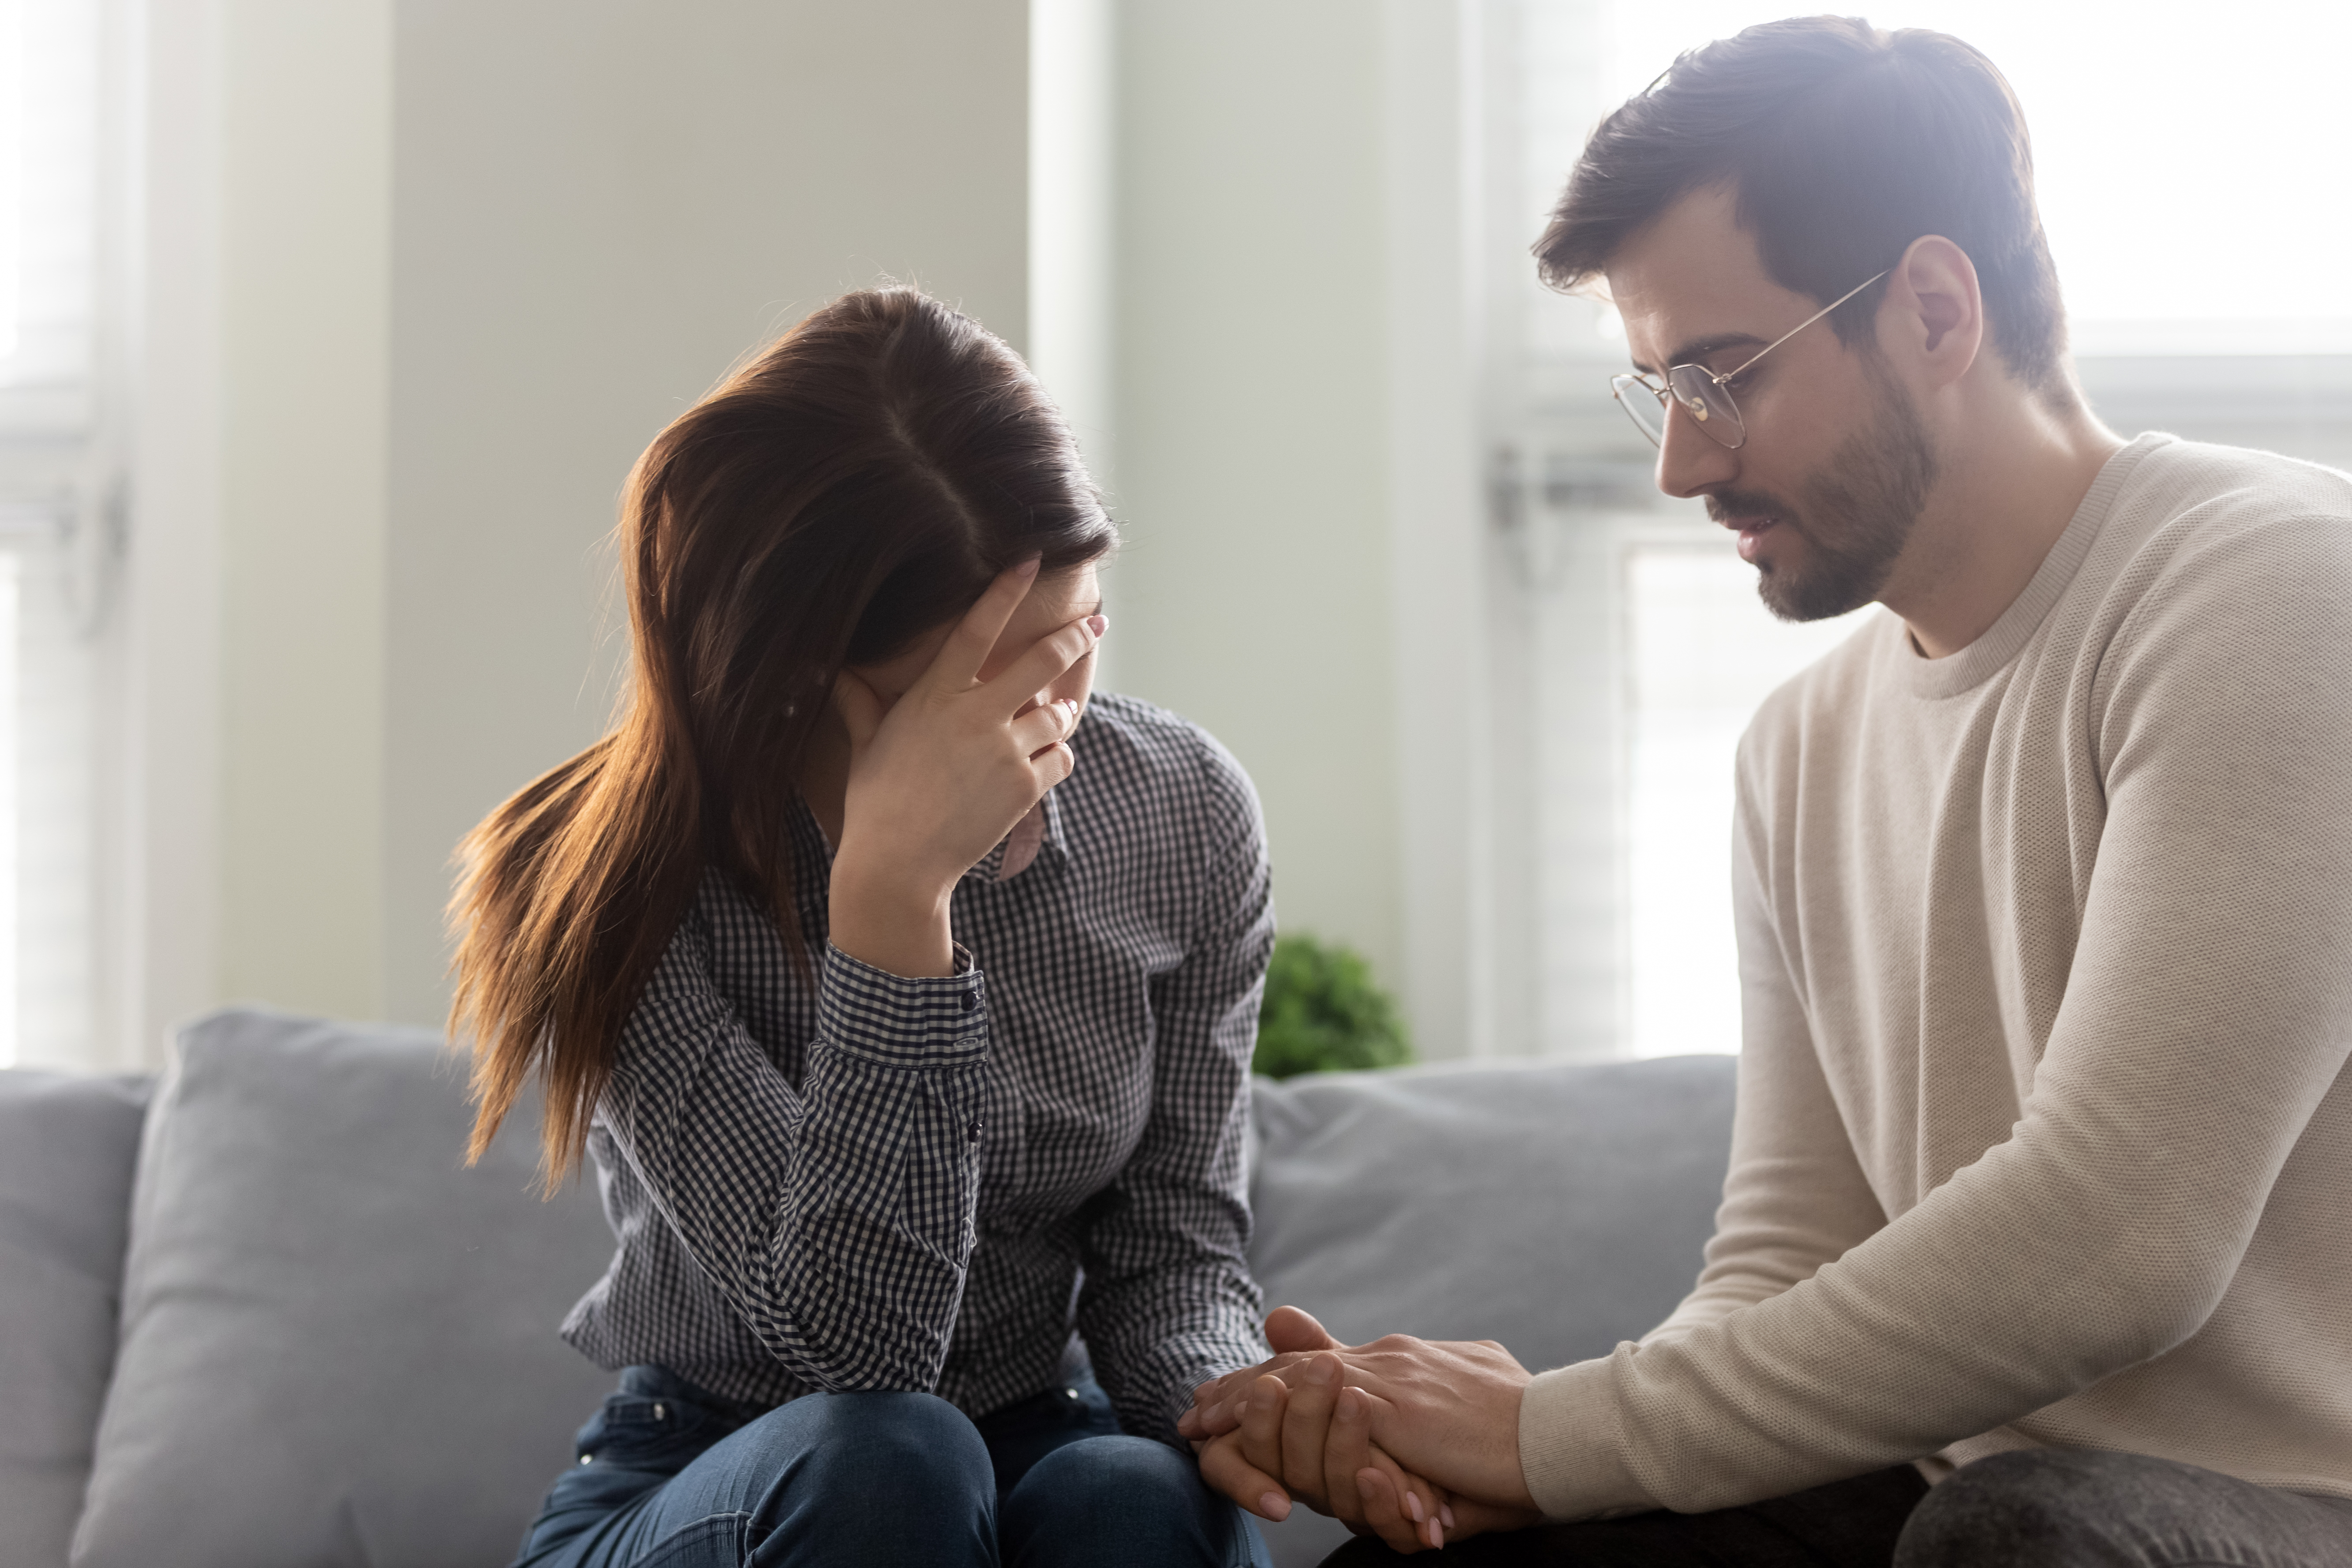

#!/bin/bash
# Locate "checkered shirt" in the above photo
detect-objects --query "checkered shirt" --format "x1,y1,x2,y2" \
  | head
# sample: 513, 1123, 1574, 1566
560, 692, 1276, 1444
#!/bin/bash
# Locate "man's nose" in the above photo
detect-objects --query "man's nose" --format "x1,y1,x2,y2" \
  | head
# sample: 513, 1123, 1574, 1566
1654, 395, 1739, 499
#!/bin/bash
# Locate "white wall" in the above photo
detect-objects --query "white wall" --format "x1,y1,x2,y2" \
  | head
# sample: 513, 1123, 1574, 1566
216, 0, 391, 1022
1105, 0, 1408, 1015
1097, 0, 1484, 1056
381, 0, 1029, 1025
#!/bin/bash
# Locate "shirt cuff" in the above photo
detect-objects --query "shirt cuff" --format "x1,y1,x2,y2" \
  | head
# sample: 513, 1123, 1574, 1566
1518, 1355, 1655, 1521
814, 942, 990, 1068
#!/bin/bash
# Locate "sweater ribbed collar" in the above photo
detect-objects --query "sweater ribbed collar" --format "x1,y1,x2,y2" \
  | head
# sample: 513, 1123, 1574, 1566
1899, 432, 2172, 700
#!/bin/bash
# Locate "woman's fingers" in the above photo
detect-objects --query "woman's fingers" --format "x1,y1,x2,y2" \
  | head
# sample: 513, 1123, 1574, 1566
1352, 1464, 1431, 1554
1031, 740, 1076, 792
982, 614, 1104, 715
1445, 1497, 1543, 1543
1180, 1351, 1322, 1439
831, 670, 886, 752
1009, 697, 1079, 760
928, 559, 1041, 690
1380, 1458, 1448, 1552
1195, 1431, 1292, 1523
1279, 1354, 1344, 1512
1323, 1385, 1381, 1537
1238, 1374, 1290, 1485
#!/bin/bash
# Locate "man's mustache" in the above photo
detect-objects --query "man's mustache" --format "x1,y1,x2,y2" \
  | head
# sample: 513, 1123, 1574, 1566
1704, 489, 1802, 527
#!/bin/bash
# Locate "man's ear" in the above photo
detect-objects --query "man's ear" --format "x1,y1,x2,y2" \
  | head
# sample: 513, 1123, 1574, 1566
1885, 234, 1983, 388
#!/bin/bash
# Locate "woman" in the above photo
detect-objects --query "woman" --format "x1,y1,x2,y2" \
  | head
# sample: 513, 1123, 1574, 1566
450, 288, 1395, 1568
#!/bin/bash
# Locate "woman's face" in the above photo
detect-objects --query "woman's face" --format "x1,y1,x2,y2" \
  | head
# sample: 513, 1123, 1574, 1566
850, 561, 1104, 719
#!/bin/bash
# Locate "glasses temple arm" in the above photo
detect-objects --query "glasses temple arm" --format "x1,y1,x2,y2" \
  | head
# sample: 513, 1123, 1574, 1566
1715, 270, 1891, 383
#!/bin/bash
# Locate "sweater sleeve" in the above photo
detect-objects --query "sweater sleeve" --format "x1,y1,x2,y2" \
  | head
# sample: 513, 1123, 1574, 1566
1073, 739, 1275, 1445
597, 913, 992, 1395
1519, 514, 2352, 1519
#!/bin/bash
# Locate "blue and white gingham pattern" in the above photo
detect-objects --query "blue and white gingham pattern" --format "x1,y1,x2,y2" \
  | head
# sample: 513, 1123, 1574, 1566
561, 693, 1275, 1443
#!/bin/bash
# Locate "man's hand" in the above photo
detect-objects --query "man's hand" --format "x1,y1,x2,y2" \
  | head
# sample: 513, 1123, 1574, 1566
1183, 1310, 1543, 1512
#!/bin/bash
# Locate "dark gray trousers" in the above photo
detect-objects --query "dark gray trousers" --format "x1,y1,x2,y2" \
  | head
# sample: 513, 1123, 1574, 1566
1322, 1448, 2352, 1568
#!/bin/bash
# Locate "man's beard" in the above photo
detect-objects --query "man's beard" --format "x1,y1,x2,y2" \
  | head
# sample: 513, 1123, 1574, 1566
1708, 370, 1940, 623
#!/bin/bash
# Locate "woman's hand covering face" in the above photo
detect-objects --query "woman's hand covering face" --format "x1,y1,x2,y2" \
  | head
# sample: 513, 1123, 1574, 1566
823, 560, 1105, 977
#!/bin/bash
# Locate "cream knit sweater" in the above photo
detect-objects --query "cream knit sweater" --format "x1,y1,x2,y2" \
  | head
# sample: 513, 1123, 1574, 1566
1518, 434, 2352, 1520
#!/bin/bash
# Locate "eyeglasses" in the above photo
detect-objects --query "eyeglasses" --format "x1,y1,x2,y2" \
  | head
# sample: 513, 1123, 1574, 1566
1608, 270, 1888, 450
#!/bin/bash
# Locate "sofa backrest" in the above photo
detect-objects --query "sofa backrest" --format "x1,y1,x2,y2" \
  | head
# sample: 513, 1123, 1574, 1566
1, 1018, 1740, 1568
0, 1069, 152, 1568
1249, 1054, 1737, 1383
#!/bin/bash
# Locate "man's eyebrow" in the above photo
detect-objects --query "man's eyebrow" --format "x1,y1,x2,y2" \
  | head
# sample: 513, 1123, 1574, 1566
1633, 331, 1768, 377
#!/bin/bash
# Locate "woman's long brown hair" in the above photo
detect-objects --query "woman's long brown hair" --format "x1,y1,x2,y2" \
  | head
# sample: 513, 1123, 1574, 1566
450, 288, 1116, 1189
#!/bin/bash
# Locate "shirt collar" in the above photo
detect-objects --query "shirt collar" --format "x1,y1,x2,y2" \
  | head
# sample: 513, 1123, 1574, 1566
965, 789, 1071, 885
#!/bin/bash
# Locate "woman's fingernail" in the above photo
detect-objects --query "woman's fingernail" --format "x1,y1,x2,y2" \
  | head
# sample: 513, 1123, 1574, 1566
1086, 614, 1107, 637
1260, 1492, 1291, 1522
1431, 1519, 1446, 1549
1440, 1501, 1456, 1529
1404, 1491, 1424, 1523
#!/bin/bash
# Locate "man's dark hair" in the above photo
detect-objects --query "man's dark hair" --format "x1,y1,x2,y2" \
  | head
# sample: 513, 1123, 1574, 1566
1536, 16, 2069, 397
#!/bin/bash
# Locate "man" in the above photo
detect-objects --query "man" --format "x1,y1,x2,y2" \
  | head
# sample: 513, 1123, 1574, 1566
1181, 16, 2352, 1566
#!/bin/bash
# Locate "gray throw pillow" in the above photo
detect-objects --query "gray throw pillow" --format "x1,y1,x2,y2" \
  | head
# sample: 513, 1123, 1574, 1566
1248, 1055, 1735, 1368
1244, 1056, 1736, 1568
72, 1008, 620, 1568
0, 1070, 151, 1568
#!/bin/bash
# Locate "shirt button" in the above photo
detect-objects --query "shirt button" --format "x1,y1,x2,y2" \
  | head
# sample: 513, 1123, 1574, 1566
967, 1119, 985, 1143
961, 991, 978, 1012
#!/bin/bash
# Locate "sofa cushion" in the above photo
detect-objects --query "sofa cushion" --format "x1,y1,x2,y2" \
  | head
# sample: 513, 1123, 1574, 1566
1248, 1055, 1736, 1371
0, 1070, 151, 1568
73, 1008, 621, 1568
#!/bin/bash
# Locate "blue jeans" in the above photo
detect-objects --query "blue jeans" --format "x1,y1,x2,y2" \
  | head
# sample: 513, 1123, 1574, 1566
513, 1366, 1272, 1568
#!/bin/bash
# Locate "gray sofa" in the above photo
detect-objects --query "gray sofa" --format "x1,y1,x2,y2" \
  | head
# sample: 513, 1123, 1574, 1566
0, 1007, 1734, 1568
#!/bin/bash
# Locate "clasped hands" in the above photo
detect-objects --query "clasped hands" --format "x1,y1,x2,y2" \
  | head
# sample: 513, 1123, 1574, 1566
1181, 1306, 1546, 1554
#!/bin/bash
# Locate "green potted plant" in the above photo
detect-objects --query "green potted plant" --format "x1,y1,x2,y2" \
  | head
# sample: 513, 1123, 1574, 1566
1253, 933, 1413, 1080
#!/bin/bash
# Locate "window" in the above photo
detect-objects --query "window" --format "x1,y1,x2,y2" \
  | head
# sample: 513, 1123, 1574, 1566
1489, 0, 2352, 1060
0, 0, 104, 1068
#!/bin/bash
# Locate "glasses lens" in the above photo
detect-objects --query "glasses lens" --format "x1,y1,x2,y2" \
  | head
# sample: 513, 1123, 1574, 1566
1610, 374, 1667, 447
1665, 365, 1745, 449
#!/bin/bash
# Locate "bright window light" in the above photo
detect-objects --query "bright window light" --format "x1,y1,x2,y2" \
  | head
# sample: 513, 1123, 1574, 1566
1597, 0, 2352, 351
0, 0, 21, 363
